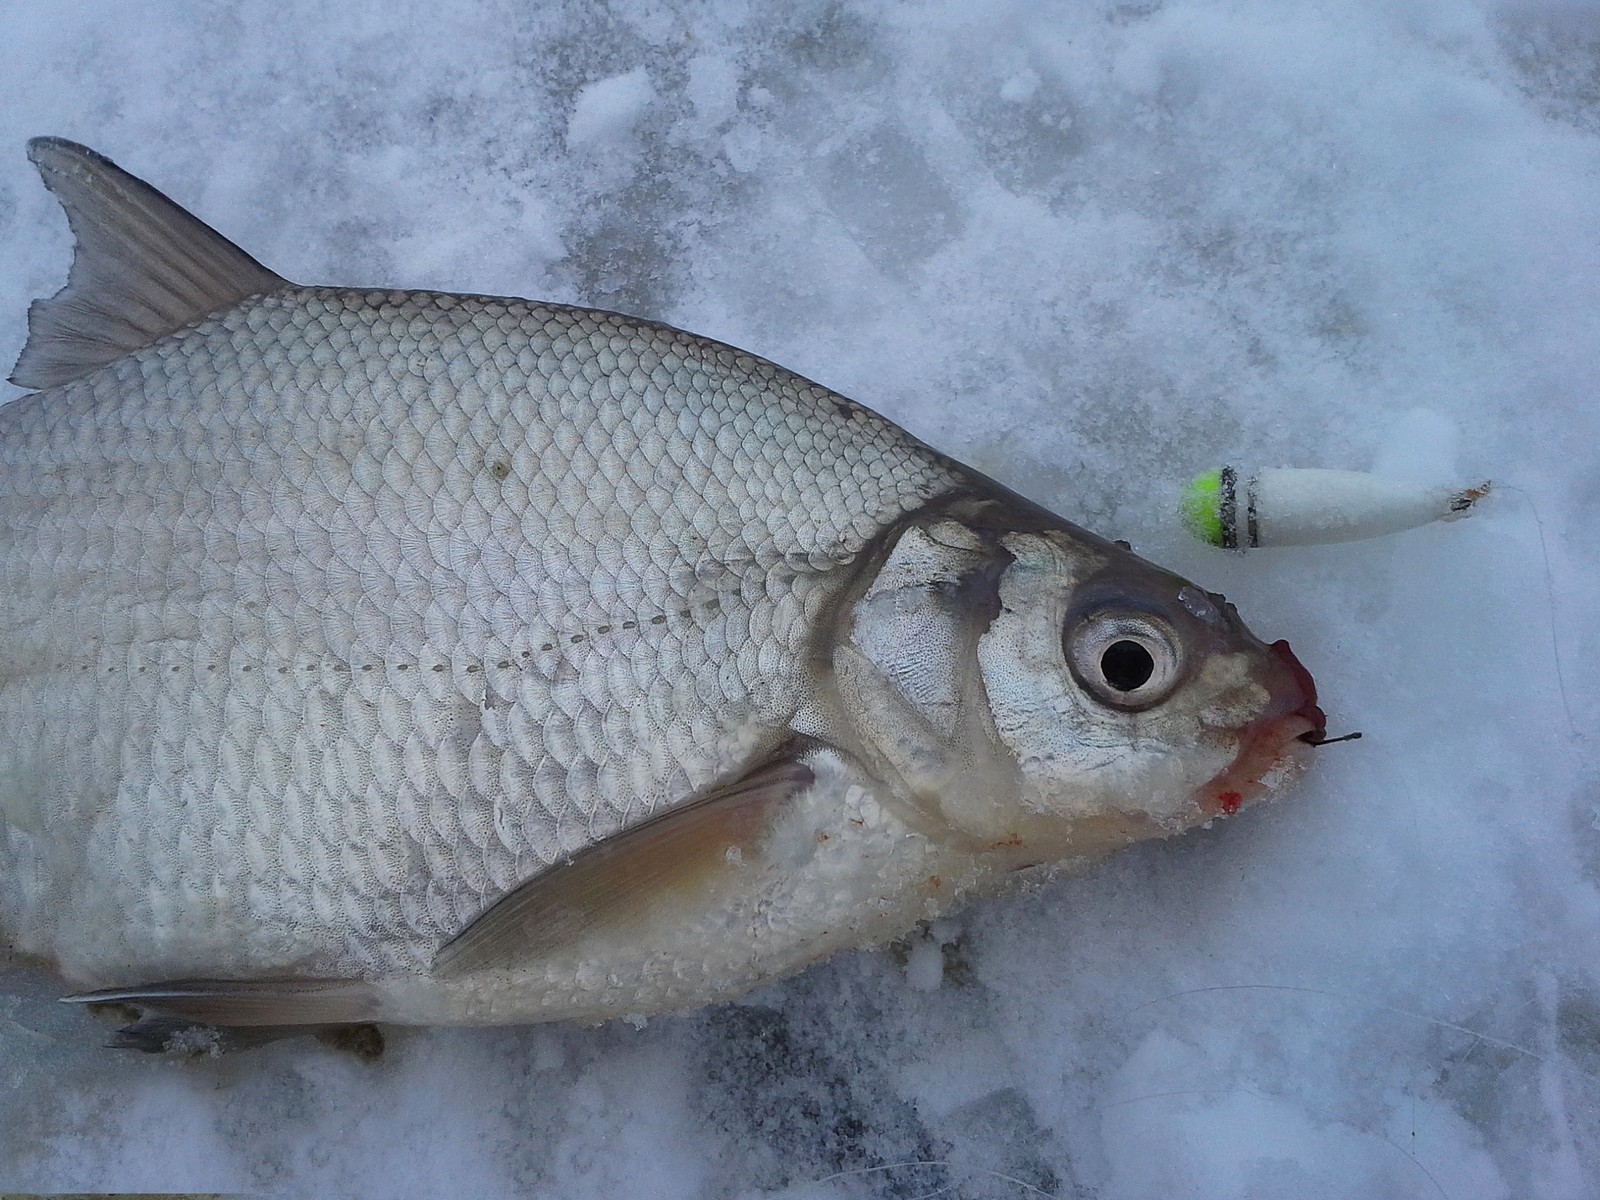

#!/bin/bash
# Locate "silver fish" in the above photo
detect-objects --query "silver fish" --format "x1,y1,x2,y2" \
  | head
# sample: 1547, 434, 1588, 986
0, 140, 1325, 1048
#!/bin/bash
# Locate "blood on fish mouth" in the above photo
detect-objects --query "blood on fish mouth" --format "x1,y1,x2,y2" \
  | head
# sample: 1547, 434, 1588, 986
1196, 639, 1326, 818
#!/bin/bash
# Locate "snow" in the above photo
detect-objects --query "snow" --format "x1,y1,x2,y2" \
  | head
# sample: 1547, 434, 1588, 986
1, 0, 1597, 1196
567, 68, 658, 150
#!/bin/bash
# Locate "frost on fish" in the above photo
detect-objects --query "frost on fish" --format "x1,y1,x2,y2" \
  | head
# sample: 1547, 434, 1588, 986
0, 141, 1322, 1044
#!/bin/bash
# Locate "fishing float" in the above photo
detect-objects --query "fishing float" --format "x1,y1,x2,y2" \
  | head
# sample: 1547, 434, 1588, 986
1182, 467, 1491, 550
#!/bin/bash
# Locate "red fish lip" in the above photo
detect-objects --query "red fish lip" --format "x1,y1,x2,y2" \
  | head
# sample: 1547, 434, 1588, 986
1197, 638, 1324, 817
1270, 639, 1328, 744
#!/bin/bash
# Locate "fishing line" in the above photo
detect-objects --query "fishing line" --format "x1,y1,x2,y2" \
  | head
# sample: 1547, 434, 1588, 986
1499, 483, 1581, 742
1099, 1085, 1450, 1200
803, 1159, 1058, 1197
1128, 983, 1595, 1083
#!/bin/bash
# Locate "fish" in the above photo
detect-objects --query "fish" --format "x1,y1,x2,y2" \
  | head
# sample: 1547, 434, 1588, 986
0, 139, 1326, 1050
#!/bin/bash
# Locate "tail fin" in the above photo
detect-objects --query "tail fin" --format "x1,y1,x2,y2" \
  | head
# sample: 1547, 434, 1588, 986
9, 138, 286, 390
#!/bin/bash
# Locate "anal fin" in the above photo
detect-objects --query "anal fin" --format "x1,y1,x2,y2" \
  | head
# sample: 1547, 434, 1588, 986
61, 975, 375, 1028
433, 753, 817, 977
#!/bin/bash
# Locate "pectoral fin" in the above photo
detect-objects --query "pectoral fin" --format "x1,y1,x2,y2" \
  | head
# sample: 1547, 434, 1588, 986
433, 754, 816, 978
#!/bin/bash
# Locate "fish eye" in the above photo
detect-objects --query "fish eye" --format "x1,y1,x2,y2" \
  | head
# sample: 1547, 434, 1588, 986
1063, 610, 1183, 710
1101, 640, 1154, 691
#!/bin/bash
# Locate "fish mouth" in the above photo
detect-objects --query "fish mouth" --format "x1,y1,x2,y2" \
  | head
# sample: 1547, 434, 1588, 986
1197, 639, 1326, 818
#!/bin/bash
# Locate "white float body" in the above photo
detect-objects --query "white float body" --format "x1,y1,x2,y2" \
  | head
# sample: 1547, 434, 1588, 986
1248, 468, 1462, 547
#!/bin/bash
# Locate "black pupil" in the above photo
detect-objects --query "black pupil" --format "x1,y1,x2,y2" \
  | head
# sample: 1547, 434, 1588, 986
1101, 640, 1155, 691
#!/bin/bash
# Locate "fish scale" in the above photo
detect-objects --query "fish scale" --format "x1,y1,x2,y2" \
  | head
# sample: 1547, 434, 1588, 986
0, 283, 959, 981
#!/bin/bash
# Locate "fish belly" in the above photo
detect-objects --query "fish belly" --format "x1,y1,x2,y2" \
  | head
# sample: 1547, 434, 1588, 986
0, 286, 957, 985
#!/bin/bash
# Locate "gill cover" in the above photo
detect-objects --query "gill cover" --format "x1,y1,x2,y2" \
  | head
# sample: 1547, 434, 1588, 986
830, 517, 1024, 845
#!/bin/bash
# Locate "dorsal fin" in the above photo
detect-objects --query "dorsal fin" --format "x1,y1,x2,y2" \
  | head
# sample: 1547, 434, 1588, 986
8, 137, 287, 390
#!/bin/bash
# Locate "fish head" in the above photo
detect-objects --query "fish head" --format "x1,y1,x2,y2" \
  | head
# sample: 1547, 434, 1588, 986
970, 528, 1325, 850
833, 512, 1324, 862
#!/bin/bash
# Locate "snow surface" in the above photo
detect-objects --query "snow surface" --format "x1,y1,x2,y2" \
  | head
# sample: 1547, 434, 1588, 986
1, 1, 1596, 1196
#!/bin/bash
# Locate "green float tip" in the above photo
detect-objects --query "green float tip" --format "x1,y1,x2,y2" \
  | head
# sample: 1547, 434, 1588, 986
1181, 469, 1226, 547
